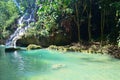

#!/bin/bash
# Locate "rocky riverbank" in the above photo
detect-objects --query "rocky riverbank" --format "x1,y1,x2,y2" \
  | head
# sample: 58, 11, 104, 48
1, 41, 120, 59
48, 42, 120, 59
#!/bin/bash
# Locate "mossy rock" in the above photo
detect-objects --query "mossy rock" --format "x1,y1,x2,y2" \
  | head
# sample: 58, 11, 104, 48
17, 36, 40, 47
27, 44, 42, 50
48, 45, 58, 49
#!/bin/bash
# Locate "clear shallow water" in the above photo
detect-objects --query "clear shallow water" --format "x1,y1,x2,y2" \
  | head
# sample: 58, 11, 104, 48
0, 49, 120, 80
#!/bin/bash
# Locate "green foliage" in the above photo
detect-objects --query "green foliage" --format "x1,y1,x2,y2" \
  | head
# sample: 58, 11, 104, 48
111, 1, 120, 21
109, 1, 120, 44
34, 0, 120, 44
0, 0, 19, 39
35, 0, 73, 36
16, 0, 35, 12
1, 0, 120, 46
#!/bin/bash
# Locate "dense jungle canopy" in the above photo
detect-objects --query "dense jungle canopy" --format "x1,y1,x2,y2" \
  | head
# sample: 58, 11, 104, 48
0, 0, 120, 46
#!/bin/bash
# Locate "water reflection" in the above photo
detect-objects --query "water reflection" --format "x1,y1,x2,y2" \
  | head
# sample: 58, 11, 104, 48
13, 51, 25, 72
0, 45, 5, 56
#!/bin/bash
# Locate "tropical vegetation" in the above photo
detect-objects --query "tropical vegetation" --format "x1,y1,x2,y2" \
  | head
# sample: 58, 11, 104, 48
0, 0, 120, 47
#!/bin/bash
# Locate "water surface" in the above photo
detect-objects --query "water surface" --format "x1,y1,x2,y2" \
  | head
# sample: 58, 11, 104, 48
0, 49, 120, 80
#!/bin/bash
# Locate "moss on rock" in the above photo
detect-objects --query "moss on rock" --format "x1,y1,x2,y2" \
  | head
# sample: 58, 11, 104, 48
27, 44, 42, 50
48, 43, 120, 59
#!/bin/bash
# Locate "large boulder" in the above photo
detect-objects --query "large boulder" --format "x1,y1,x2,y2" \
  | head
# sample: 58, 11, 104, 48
17, 31, 71, 47
17, 36, 40, 47
27, 44, 42, 50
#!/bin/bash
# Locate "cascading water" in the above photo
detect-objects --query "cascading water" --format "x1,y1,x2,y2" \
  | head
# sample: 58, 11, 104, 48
6, 0, 37, 47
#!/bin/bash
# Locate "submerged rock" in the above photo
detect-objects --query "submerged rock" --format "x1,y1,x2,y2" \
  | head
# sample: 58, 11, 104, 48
52, 64, 66, 70
27, 44, 42, 50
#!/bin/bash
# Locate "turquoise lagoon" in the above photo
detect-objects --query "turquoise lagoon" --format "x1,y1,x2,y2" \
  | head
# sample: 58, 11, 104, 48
0, 48, 120, 80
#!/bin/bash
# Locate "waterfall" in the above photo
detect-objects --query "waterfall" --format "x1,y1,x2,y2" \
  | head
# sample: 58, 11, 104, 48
6, 0, 36, 47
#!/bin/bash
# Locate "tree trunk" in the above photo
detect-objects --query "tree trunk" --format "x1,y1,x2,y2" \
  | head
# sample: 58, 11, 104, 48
100, 8, 105, 52
88, 0, 92, 42
75, 3, 80, 43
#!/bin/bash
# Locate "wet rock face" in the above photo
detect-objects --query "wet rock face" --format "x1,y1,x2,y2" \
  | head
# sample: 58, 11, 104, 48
17, 31, 71, 47
17, 36, 40, 47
